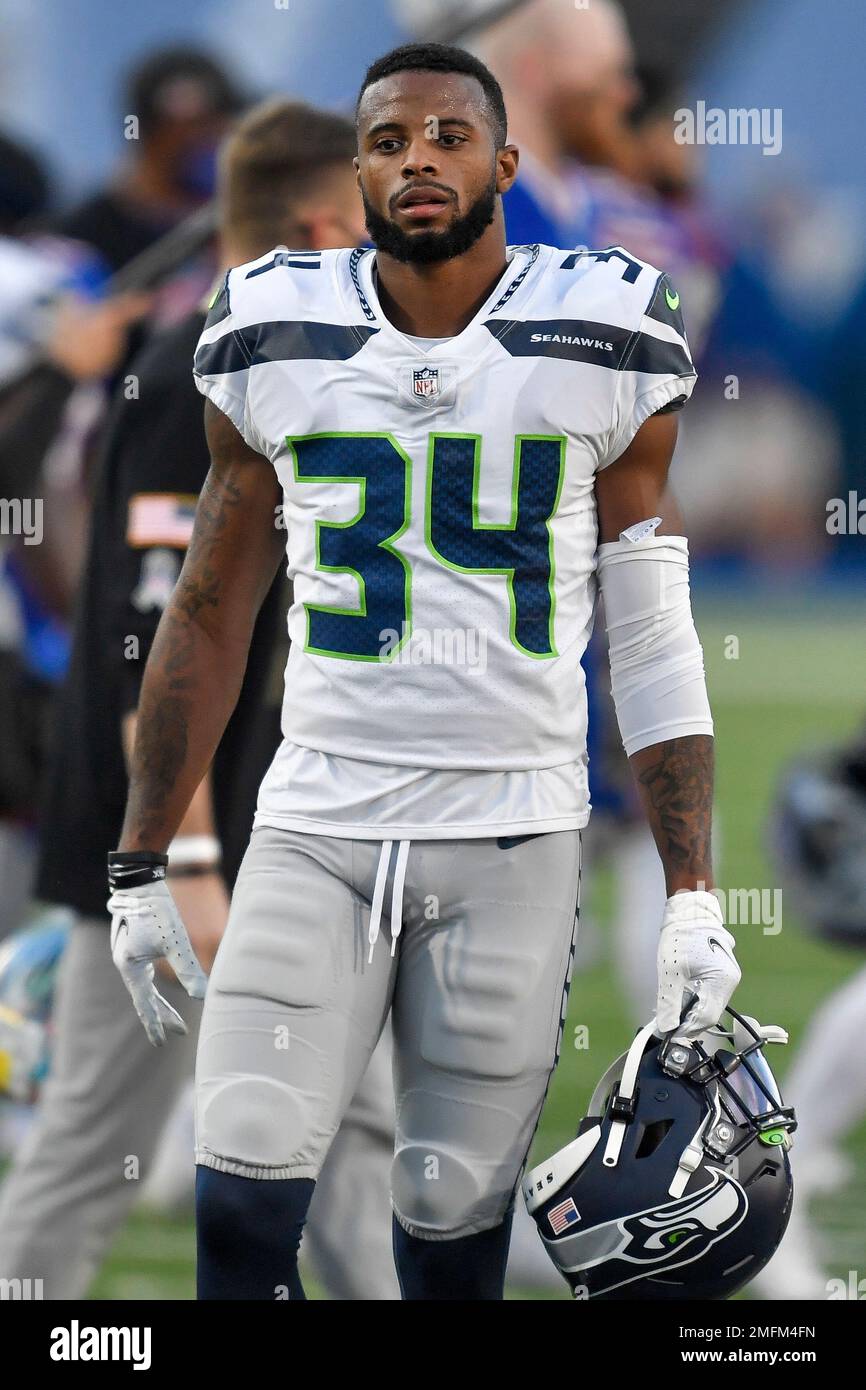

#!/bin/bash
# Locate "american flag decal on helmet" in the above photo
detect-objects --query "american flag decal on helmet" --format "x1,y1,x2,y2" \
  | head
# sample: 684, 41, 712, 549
548, 1197, 580, 1235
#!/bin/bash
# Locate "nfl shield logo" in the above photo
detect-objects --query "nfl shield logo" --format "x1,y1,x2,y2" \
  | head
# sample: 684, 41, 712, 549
413, 366, 440, 400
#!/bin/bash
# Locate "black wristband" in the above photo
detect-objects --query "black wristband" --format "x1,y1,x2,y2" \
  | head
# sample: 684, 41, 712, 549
108, 850, 169, 892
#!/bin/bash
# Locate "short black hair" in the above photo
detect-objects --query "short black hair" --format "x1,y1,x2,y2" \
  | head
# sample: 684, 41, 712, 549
124, 47, 247, 139
356, 42, 508, 148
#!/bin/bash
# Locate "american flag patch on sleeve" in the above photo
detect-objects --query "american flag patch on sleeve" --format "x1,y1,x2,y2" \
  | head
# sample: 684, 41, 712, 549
547, 1197, 580, 1235
127, 494, 197, 548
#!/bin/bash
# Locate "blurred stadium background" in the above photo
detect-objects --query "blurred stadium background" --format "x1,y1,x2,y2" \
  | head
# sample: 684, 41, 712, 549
1, 0, 865, 1300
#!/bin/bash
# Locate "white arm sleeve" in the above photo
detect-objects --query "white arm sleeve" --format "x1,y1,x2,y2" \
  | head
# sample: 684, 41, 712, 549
596, 534, 713, 758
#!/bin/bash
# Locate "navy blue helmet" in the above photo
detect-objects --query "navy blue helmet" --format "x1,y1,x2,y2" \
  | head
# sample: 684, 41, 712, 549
524, 1010, 796, 1299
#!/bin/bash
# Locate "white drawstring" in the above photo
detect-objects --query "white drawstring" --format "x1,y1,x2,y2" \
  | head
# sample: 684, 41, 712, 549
367, 839, 411, 962
367, 841, 392, 963
389, 840, 411, 956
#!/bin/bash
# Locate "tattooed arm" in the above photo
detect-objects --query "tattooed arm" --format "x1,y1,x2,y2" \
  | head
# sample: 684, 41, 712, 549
594, 415, 737, 1037
630, 736, 713, 895
118, 400, 284, 853
594, 411, 715, 895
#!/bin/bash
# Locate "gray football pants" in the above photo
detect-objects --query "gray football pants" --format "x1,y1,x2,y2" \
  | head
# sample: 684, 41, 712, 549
0, 917, 399, 1299
196, 826, 582, 1240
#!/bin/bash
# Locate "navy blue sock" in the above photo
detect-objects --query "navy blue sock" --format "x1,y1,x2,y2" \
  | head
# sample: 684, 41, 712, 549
392, 1210, 514, 1300
196, 1167, 314, 1300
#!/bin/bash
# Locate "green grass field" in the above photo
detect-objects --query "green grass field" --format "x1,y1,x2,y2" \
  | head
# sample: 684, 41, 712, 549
87, 595, 866, 1300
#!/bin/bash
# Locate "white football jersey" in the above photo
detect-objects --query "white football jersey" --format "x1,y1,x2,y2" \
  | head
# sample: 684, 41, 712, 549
194, 242, 696, 835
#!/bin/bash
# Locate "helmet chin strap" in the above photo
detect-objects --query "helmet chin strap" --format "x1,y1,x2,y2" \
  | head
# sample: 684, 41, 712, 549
668, 1089, 722, 1198
602, 1022, 657, 1169
601, 1011, 728, 1188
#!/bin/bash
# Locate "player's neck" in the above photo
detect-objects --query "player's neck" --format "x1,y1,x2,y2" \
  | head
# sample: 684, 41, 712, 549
373, 224, 510, 338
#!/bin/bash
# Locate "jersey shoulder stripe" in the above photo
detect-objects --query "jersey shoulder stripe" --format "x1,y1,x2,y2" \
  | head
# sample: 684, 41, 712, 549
485, 317, 692, 377
493, 244, 695, 380
194, 247, 374, 380
520, 246, 696, 467
194, 320, 377, 377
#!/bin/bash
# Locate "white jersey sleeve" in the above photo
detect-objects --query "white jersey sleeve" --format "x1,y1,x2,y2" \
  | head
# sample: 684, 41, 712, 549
193, 267, 257, 450
192, 246, 377, 464
594, 249, 697, 468
192, 248, 317, 460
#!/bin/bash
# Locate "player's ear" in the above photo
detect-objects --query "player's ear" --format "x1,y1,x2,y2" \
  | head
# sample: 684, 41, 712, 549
353, 155, 361, 187
496, 144, 519, 195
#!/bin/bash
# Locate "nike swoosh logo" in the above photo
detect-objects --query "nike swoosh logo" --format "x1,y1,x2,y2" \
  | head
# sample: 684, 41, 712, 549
708, 936, 734, 961
497, 834, 543, 849
665, 286, 680, 311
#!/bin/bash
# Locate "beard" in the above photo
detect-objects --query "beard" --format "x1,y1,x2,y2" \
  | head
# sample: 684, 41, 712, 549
362, 175, 498, 265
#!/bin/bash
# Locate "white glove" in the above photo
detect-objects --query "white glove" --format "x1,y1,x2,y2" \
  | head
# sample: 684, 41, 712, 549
109, 880, 208, 1046
655, 890, 741, 1039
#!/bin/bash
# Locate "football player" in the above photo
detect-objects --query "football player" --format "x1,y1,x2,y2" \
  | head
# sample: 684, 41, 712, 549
109, 42, 740, 1300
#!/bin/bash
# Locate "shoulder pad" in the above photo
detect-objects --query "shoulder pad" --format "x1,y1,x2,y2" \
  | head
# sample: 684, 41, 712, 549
206, 247, 339, 332
550, 244, 669, 329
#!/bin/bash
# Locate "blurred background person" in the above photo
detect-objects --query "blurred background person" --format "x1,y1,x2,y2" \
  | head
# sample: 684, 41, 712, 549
475, 0, 640, 246
0, 130, 150, 939
1, 45, 240, 628
0, 48, 240, 949
51, 46, 245, 278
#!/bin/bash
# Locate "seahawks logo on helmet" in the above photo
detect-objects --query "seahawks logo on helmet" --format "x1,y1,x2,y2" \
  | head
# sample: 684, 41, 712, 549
549, 1169, 748, 1297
